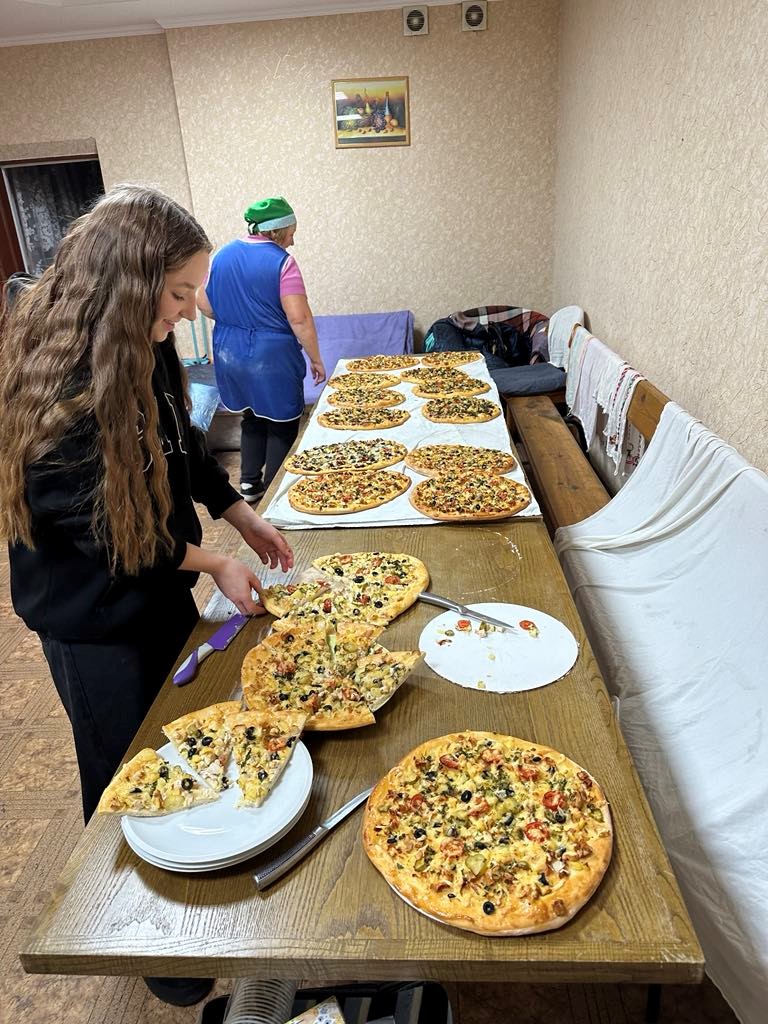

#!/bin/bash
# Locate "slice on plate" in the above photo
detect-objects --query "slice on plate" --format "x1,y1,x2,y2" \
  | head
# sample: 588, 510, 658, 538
283, 439, 408, 476
96, 748, 218, 816
346, 354, 420, 372
421, 397, 501, 424
327, 372, 400, 390
241, 621, 383, 730
420, 350, 483, 367
287, 469, 411, 515
327, 387, 405, 408
161, 700, 242, 792
316, 407, 410, 431
227, 709, 307, 807
410, 471, 531, 521
405, 444, 516, 477
363, 732, 613, 935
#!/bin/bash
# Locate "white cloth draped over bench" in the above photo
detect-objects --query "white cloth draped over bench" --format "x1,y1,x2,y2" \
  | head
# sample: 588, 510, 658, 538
555, 402, 768, 1024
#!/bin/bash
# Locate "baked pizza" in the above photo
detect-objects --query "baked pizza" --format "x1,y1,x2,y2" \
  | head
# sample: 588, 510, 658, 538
311, 551, 429, 596
161, 700, 242, 792
362, 731, 613, 935
410, 471, 531, 520
317, 408, 410, 431
412, 376, 490, 399
421, 351, 483, 367
228, 709, 306, 807
399, 366, 472, 384
242, 621, 420, 730
405, 444, 517, 477
96, 748, 218, 816
421, 397, 501, 424
327, 387, 405, 408
284, 439, 408, 476
328, 372, 400, 390
287, 470, 411, 515
346, 354, 421, 372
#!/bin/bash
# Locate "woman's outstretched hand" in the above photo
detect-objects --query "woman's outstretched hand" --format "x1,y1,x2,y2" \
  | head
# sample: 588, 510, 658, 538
223, 500, 294, 571
210, 556, 265, 616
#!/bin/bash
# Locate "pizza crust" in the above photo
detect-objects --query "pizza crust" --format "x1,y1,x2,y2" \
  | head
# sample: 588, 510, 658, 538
363, 732, 613, 935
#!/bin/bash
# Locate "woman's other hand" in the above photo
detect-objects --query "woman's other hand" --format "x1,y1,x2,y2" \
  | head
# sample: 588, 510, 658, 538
309, 357, 326, 384
210, 557, 266, 615
223, 500, 294, 571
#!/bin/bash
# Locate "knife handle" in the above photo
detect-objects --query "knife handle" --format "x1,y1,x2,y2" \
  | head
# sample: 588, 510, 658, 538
253, 825, 327, 891
172, 643, 214, 686
419, 591, 462, 614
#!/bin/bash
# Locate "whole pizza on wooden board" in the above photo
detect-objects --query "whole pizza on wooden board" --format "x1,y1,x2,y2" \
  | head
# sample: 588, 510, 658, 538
288, 469, 411, 515
421, 351, 483, 367
346, 354, 421, 372
421, 397, 501, 424
327, 387, 405, 408
405, 444, 517, 477
410, 471, 531, 520
284, 439, 408, 475
362, 731, 613, 935
317, 407, 410, 431
327, 372, 400, 390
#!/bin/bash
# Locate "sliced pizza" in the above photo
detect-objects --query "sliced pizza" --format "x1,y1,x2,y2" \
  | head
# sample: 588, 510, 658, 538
327, 387, 405, 408
227, 709, 307, 807
311, 551, 429, 600
405, 444, 517, 477
261, 578, 333, 618
362, 732, 613, 936
161, 700, 242, 792
420, 350, 483, 367
96, 748, 218, 816
327, 372, 400, 390
283, 439, 408, 476
352, 645, 423, 711
410, 471, 531, 521
421, 397, 501, 424
270, 584, 395, 630
287, 469, 411, 515
316, 407, 410, 431
346, 354, 421, 372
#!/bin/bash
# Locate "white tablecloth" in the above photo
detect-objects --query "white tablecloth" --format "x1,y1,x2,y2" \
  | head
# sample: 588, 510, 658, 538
263, 357, 541, 529
556, 402, 768, 1024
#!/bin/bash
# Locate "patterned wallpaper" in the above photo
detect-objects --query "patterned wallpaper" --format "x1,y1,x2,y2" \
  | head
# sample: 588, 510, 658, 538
553, 0, 768, 473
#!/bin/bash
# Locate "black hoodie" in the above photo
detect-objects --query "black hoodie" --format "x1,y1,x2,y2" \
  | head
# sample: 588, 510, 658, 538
9, 340, 241, 642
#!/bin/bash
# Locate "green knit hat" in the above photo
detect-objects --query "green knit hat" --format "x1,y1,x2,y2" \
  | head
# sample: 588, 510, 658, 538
243, 196, 296, 231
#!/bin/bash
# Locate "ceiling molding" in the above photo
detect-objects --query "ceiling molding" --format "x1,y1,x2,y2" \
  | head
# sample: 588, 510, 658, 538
0, 24, 163, 47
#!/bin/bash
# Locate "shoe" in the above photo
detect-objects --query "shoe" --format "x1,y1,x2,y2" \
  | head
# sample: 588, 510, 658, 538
239, 483, 265, 504
197, 994, 230, 1023
143, 976, 215, 1007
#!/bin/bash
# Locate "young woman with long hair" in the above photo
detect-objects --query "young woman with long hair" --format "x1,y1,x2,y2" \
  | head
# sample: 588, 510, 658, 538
0, 184, 293, 824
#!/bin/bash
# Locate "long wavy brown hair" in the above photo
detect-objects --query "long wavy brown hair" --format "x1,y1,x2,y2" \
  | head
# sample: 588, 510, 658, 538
0, 184, 212, 575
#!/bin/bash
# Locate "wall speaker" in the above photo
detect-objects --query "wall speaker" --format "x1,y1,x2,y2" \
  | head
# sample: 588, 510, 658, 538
403, 5, 428, 36
461, 1, 487, 31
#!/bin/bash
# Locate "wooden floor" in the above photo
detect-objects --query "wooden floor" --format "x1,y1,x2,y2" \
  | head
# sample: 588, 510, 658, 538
0, 450, 738, 1024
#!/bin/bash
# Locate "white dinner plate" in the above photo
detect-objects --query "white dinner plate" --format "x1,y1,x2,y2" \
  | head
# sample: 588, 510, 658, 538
121, 740, 313, 867
420, 602, 579, 693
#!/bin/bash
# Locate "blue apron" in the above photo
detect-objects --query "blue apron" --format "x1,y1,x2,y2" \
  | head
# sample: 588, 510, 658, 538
208, 239, 306, 421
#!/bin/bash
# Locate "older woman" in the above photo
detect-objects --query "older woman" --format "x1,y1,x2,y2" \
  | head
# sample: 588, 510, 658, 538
198, 197, 325, 503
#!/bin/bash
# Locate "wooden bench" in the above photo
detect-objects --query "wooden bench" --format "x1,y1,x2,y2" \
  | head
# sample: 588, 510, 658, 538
507, 380, 669, 534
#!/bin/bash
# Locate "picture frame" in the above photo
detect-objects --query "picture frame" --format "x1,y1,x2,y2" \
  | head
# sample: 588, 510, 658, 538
332, 77, 410, 148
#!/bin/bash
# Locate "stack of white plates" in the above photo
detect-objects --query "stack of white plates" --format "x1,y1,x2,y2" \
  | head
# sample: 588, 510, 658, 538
121, 740, 313, 873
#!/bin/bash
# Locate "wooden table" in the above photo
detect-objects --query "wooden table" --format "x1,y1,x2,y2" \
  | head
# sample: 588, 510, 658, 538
21, 513, 704, 984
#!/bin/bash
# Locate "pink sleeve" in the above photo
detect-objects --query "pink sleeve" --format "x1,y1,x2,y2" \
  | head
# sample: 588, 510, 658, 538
279, 255, 306, 296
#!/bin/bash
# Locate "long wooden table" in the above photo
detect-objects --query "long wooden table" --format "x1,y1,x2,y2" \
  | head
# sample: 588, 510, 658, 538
21, 513, 704, 984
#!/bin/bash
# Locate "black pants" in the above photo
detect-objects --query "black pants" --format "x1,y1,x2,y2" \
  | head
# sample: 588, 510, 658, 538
241, 410, 300, 492
40, 590, 199, 822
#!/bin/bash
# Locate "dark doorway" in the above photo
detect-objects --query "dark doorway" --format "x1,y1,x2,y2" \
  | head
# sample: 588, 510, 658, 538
1, 157, 104, 280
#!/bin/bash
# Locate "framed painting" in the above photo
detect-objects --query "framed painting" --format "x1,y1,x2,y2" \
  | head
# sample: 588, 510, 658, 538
332, 77, 410, 148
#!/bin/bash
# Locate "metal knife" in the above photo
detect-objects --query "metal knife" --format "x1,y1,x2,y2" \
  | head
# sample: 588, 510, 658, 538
419, 591, 518, 633
172, 613, 250, 686
253, 785, 373, 891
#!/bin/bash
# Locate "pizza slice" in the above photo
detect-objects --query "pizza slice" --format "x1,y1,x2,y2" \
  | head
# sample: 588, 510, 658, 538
227, 709, 307, 807
241, 621, 383, 730
270, 584, 395, 630
312, 551, 430, 598
261, 578, 333, 617
352, 645, 423, 711
161, 700, 242, 792
96, 748, 218, 816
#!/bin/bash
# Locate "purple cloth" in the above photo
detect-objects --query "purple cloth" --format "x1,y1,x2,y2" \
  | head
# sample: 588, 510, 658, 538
304, 310, 414, 403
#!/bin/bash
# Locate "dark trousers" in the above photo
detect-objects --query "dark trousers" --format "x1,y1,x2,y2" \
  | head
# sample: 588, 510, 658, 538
241, 410, 300, 491
40, 590, 199, 822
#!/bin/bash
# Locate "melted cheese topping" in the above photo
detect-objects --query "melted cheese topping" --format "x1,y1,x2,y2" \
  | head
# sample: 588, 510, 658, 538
284, 439, 407, 475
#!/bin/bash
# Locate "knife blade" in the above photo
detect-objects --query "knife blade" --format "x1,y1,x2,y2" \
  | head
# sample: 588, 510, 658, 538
172, 613, 250, 686
418, 591, 518, 633
253, 785, 373, 891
